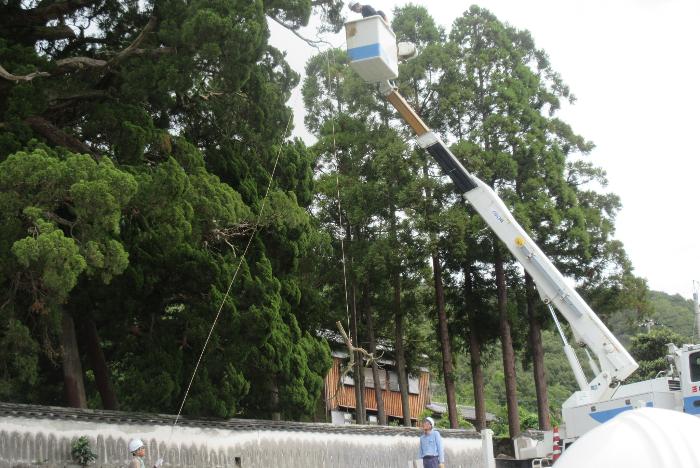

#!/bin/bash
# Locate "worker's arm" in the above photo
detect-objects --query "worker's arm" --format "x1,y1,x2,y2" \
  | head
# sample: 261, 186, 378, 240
418, 435, 424, 459
361, 5, 387, 22
361, 5, 377, 16
436, 431, 445, 465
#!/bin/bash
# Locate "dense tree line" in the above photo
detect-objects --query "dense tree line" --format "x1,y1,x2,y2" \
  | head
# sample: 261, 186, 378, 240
0, 0, 654, 438
0, 0, 344, 419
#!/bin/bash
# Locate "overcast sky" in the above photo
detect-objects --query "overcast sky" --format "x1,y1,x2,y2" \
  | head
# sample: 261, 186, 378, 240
269, 0, 700, 300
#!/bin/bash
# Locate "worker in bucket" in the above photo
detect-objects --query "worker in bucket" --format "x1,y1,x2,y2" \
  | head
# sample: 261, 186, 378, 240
347, 1, 417, 60
418, 417, 445, 468
127, 438, 163, 468
348, 0, 388, 22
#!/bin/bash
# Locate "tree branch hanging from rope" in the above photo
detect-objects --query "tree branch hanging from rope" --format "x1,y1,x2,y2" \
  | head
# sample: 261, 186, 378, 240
327, 320, 383, 402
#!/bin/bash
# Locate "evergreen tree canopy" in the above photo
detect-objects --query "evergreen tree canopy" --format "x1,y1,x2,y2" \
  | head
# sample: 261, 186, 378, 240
0, 0, 335, 419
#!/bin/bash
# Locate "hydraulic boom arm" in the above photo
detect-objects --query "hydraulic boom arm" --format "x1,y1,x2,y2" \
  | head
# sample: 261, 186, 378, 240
380, 82, 638, 403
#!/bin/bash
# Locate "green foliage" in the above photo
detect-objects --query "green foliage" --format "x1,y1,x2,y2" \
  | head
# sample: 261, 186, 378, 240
606, 290, 693, 347
648, 291, 694, 340
0, 146, 136, 306
628, 328, 684, 383
0, 319, 39, 400
71, 436, 97, 466
0, 0, 333, 420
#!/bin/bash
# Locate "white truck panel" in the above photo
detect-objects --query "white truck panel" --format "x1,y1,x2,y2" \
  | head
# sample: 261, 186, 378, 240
563, 381, 678, 440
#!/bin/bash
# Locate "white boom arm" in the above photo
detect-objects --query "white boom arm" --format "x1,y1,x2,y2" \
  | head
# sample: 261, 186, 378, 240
379, 83, 638, 404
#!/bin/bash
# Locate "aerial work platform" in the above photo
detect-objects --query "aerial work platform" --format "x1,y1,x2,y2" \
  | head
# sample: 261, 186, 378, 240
345, 15, 398, 82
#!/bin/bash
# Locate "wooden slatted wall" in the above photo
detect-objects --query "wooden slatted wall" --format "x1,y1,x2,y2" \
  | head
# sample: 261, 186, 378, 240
324, 357, 429, 423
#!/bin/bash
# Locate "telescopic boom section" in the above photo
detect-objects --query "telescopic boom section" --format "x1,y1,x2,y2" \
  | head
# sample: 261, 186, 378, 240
379, 84, 638, 401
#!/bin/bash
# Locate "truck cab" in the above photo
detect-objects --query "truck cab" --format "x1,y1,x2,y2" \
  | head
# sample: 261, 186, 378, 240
672, 343, 700, 415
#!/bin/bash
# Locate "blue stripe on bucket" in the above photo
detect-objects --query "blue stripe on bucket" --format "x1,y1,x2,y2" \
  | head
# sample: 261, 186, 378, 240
348, 43, 381, 61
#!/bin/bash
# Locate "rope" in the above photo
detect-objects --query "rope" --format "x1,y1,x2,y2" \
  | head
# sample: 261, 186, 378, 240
324, 48, 352, 333
164, 24, 352, 431
169, 113, 293, 438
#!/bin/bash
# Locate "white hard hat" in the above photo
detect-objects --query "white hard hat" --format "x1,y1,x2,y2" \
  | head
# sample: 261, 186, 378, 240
128, 438, 145, 453
424, 416, 435, 427
556, 407, 700, 468
348, 0, 360, 8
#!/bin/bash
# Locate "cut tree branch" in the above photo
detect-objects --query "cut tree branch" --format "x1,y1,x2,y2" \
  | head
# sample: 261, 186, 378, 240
0, 64, 50, 82
55, 56, 108, 71
33, 24, 76, 41
268, 15, 332, 50
25, 116, 96, 157
47, 89, 107, 112
1, 17, 170, 84
109, 16, 158, 67
28, 0, 100, 23
327, 321, 383, 402
130, 47, 176, 58
43, 211, 77, 229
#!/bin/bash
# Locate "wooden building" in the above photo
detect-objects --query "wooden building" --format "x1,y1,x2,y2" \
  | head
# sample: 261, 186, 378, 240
324, 351, 430, 425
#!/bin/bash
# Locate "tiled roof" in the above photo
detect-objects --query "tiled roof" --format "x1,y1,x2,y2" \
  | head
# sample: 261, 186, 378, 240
0, 402, 480, 439
426, 402, 497, 422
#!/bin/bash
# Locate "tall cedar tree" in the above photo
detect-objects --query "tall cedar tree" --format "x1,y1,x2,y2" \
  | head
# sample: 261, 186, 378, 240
303, 44, 428, 426
392, 5, 462, 428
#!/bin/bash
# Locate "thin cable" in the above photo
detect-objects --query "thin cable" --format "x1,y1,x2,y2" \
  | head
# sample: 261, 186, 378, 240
693, 280, 700, 341
324, 48, 351, 332
169, 113, 293, 437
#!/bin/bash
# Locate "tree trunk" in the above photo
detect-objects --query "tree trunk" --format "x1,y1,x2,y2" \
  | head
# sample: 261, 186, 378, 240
82, 316, 118, 410
271, 380, 281, 421
465, 267, 487, 431
351, 284, 366, 424
494, 244, 520, 437
363, 285, 387, 425
526, 273, 551, 430
388, 197, 411, 427
432, 252, 458, 428
394, 298, 412, 427
468, 325, 487, 431
61, 311, 87, 408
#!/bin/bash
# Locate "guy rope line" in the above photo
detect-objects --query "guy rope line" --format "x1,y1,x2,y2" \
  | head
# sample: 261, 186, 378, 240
322, 46, 381, 405
324, 47, 352, 334
168, 112, 293, 439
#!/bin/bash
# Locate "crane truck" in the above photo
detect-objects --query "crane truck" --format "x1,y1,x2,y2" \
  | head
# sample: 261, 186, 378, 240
344, 16, 700, 465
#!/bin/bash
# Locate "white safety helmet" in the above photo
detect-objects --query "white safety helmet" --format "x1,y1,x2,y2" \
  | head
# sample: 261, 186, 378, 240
556, 407, 700, 468
128, 438, 145, 454
424, 416, 435, 427
348, 0, 360, 9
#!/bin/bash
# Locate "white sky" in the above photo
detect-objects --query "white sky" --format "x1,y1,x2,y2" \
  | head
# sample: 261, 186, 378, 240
269, 0, 700, 300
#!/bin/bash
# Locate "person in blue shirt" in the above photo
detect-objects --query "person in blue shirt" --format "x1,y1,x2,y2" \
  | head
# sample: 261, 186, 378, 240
418, 417, 445, 468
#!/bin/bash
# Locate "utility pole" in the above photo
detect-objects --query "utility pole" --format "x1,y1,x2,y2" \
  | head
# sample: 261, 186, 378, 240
693, 281, 700, 340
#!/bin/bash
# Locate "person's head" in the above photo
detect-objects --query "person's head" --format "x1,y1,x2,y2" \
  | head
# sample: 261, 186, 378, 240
422, 416, 434, 433
348, 0, 362, 13
128, 438, 146, 457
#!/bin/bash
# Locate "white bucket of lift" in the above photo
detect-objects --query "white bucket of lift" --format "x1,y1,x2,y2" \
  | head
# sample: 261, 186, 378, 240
345, 16, 398, 83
